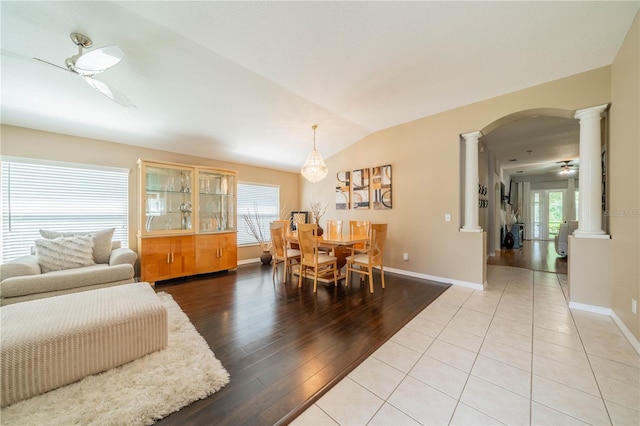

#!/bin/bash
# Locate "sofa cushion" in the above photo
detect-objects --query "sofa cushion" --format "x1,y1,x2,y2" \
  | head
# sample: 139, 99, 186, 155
0, 264, 134, 299
36, 235, 95, 273
40, 228, 115, 264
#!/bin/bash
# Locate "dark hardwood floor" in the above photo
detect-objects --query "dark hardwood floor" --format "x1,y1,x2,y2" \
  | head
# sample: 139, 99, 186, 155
154, 264, 450, 425
487, 239, 567, 274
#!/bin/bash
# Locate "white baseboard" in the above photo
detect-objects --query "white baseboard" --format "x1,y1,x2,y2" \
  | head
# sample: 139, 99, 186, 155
611, 311, 640, 356
568, 301, 612, 315
238, 258, 261, 266
569, 301, 640, 356
384, 266, 484, 291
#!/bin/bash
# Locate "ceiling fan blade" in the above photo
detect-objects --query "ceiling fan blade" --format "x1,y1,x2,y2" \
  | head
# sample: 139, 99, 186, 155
1, 49, 72, 73
82, 76, 136, 108
74, 45, 124, 74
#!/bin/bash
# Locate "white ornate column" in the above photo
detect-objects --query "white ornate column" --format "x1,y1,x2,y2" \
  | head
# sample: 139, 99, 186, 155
574, 104, 609, 238
461, 131, 483, 232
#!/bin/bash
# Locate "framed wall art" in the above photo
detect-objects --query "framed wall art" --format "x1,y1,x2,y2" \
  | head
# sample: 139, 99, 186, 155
352, 168, 370, 209
372, 164, 392, 209
335, 171, 350, 210
289, 211, 309, 231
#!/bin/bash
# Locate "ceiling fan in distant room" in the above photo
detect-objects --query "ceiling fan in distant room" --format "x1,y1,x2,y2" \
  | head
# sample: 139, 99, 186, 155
3, 32, 135, 107
558, 160, 578, 175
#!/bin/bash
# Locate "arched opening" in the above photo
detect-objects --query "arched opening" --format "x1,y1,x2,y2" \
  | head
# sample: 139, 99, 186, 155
479, 108, 579, 272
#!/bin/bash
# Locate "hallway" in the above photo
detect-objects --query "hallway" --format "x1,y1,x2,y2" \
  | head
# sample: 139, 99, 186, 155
487, 240, 567, 274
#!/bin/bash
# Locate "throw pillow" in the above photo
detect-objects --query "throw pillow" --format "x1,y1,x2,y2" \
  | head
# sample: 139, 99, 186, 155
36, 235, 95, 273
39, 228, 115, 264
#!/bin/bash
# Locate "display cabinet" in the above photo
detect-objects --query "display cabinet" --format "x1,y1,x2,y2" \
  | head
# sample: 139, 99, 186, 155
196, 168, 236, 234
139, 161, 195, 236
137, 159, 237, 284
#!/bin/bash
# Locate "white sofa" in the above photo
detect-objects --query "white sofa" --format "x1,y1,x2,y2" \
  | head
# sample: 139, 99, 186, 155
554, 221, 578, 257
0, 228, 138, 306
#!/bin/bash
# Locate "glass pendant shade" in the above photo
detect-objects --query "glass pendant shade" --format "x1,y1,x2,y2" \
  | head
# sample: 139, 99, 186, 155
301, 124, 328, 183
301, 149, 328, 183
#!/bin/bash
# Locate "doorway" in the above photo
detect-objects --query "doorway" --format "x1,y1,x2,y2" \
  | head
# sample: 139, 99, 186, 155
531, 189, 565, 240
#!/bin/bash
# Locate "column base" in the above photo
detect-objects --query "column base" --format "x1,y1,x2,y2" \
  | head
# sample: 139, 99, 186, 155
574, 230, 610, 239
460, 227, 483, 233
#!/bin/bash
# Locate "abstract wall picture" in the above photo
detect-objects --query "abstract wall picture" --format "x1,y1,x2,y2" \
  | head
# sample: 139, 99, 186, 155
352, 168, 370, 209
372, 164, 392, 209
335, 171, 350, 210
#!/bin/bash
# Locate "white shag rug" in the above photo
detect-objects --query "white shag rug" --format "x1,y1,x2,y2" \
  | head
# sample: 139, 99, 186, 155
0, 292, 230, 425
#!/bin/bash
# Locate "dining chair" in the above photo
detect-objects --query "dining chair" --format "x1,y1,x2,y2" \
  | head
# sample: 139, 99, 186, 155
319, 220, 344, 255
297, 223, 338, 292
270, 221, 300, 283
349, 220, 371, 250
325, 220, 344, 239
345, 223, 388, 293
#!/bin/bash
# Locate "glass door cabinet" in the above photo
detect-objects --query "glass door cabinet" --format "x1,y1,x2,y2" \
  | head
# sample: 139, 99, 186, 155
140, 162, 194, 235
196, 169, 236, 233
137, 159, 237, 284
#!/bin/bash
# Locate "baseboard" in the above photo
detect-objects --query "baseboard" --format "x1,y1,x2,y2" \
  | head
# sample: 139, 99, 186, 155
611, 311, 640, 356
384, 266, 484, 291
237, 258, 261, 266
568, 301, 612, 316
569, 301, 640, 356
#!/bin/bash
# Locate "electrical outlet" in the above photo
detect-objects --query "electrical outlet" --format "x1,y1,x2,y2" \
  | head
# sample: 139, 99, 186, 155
445, 213, 451, 222
403, 253, 409, 261
632, 299, 637, 315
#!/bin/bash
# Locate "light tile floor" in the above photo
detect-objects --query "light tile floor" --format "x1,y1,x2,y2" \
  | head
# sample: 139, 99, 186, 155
292, 265, 640, 425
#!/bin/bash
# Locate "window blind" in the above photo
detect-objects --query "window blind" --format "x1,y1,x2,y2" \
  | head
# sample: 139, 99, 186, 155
237, 182, 280, 246
1, 158, 129, 262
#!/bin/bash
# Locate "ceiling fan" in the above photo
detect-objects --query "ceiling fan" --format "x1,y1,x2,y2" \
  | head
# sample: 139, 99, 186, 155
7, 32, 135, 107
557, 160, 578, 175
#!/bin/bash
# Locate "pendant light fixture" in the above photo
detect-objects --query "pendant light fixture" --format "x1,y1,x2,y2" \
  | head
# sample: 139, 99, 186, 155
301, 124, 328, 183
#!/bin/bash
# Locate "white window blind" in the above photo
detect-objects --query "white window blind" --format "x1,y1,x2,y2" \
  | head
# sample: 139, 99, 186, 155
1, 158, 129, 262
237, 182, 280, 246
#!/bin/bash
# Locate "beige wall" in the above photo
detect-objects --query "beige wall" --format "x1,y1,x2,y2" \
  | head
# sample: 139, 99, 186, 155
610, 12, 640, 340
302, 66, 612, 286
0, 125, 301, 263
2, 21, 636, 339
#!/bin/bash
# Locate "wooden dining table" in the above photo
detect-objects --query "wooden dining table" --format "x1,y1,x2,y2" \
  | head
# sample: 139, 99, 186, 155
285, 231, 369, 282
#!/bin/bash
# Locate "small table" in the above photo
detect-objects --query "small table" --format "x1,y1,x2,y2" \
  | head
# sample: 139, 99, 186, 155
286, 233, 368, 283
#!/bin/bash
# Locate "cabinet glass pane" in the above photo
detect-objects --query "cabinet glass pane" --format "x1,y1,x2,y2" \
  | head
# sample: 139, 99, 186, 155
198, 171, 236, 233
144, 165, 193, 232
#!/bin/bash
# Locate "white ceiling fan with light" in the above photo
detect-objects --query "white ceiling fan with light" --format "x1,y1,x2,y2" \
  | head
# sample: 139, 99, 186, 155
558, 160, 578, 175
2, 32, 135, 108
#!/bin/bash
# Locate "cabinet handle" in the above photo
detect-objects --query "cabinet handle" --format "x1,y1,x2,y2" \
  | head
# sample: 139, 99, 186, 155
167, 253, 170, 264
171, 252, 175, 263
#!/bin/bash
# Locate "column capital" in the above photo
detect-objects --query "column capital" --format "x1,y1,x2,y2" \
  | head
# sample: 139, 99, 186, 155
574, 104, 609, 120
461, 130, 483, 141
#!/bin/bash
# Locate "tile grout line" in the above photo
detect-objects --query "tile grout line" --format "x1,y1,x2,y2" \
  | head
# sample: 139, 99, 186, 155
562, 270, 615, 426
446, 273, 511, 425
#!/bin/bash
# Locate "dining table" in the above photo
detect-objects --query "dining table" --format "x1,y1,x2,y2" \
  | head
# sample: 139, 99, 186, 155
285, 231, 369, 282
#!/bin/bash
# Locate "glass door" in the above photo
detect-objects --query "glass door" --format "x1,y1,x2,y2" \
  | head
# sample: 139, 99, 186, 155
530, 189, 565, 240
141, 162, 194, 235
547, 191, 564, 239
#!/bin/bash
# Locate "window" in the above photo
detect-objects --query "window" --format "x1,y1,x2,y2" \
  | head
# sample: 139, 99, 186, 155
1, 158, 129, 262
237, 182, 280, 246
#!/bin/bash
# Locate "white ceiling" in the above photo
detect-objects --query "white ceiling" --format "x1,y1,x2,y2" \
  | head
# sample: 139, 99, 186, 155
1, 1, 638, 173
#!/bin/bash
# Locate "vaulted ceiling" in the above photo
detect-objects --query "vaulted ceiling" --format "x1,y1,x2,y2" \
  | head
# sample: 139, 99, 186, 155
1, 1, 638, 172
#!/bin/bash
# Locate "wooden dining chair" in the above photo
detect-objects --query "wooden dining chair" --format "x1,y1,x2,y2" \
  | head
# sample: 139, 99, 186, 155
270, 221, 300, 283
320, 220, 344, 255
325, 220, 343, 239
297, 223, 338, 292
349, 220, 370, 250
345, 223, 388, 293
